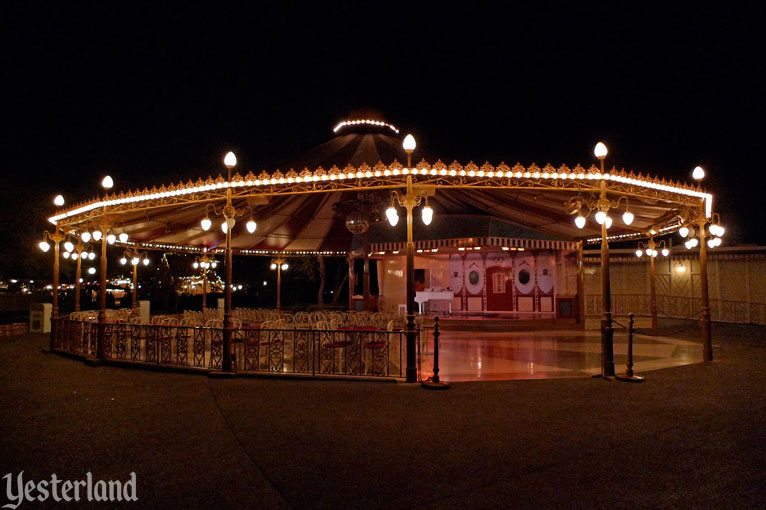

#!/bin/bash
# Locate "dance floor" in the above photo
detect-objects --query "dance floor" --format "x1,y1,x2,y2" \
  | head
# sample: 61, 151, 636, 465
418, 329, 703, 382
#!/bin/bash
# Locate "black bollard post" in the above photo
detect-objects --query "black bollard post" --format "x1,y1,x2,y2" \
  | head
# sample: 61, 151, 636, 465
422, 316, 450, 390
617, 313, 644, 382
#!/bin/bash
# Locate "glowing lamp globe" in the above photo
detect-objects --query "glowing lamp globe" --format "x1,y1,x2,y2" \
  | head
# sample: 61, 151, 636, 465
707, 238, 716, 248
692, 166, 705, 181
80, 231, 91, 243
211, 262, 217, 269
39, 241, 50, 252
88, 252, 95, 260
53, 195, 65, 207
281, 263, 289, 271
192, 261, 199, 269
224, 152, 237, 168
604, 216, 613, 229
386, 206, 399, 227
595, 211, 606, 225
88, 267, 96, 275
622, 211, 634, 225
71, 252, 78, 260
119, 233, 129, 243
270, 263, 277, 270
402, 134, 416, 152
92, 230, 103, 241
131, 257, 140, 266
101, 175, 114, 189
662, 248, 670, 256
62, 251, 70, 259
574, 215, 586, 229
201, 217, 212, 231
64, 241, 74, 253
679, 226, 689, 238
107, 234, 116, 245
594, 142, 608, 159
142, 258, 150, 266
246, 219, 257, 234
421, 205, 434, 226
635, 249, 643, 257
120, 257, 127, 265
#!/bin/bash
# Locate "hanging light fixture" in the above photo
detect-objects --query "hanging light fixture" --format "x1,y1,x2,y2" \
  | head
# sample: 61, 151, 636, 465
39, 241, 51, 252
107, 233, 116, 245
101, 175, 114, 189
574, 214, 586, 229
661, 248, 670, 256
622, 209, 634, 225
595, 211, 606, 224
421, 198, 433, 226
64, 241, 74, 253
692, 166, 705, 181
119, 232, 129, 243
92, 230, 103, 241
246, 217, 257, 234
386, 200, 399, 227
679, 226, 689, 238
53, 195, 65, 207
62, 251, 70, 259
604, 216, 613, 229
635, 249, 643, 257
80, 231, 91, 243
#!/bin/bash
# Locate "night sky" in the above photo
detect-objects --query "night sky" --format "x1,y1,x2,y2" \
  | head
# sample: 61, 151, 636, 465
1, 4, 762, 279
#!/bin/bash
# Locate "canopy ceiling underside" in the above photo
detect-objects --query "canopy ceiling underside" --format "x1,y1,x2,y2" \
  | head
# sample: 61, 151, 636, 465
105, 185, 685, 253
53, 128, 702, 253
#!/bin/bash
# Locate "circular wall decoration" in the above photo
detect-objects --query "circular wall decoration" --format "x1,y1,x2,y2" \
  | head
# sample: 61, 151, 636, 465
468, 271, 480, 285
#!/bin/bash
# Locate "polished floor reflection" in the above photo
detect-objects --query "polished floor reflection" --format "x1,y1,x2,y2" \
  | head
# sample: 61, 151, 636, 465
419, 329, 703, 382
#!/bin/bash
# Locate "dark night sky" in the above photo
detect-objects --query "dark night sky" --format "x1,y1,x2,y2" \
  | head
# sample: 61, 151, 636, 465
2, 3, 763, 258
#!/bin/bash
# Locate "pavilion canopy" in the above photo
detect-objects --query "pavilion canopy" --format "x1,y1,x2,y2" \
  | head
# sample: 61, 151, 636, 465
49, 114, 711, 255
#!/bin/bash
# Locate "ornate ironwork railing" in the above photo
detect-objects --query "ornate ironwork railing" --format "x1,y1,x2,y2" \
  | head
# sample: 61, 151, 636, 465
584, 293, 766, 325
51, 319, 407, 379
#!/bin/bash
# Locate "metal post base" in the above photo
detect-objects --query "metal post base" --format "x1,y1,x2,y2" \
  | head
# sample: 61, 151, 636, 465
616, 374, 645, 382
591, 374, 612, 381
422, 379, 450, 390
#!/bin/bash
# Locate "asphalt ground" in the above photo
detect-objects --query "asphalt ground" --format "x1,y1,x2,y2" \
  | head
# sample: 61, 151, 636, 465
1, 322, 764, 509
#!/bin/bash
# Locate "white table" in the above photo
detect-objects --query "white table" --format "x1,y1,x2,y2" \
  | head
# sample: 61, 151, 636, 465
415, 291, 454, 314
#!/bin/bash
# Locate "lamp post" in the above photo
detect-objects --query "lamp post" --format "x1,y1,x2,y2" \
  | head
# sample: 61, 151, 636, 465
120, 248, 150, 313
198, 151, 257, 373
385, 133, 434, 383
39, 228, 64, 349
62, 239, 94, 312
635, 235, 671, 336
192, 251, 217, 311
270, 257, 289, 311
594, 141, 615, 378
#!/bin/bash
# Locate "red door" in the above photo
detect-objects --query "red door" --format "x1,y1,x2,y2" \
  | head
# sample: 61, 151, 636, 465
486, 266, 513, 311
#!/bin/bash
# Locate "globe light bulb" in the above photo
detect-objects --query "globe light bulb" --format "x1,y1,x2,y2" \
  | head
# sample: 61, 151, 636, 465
635, 249, 643, 257
80, 231, 91, 243
201, 217, 212, 231
224, 151, 237, 168
662, 248, 670, 256
71, 252, 78, 260
714, 237, 722, 247
622, 211, 634, 225
594, 142, 608, 159
88, 252, 95, 260
574, 215, 586, 229
53, 195, 65, 207
221, 221, 228, 234
402, 134, 416, 152
62, 251, 70, 259
64, 241, 74, 253
679, 226, 689, 238
707, 238, 716, 248
192, 261, 199, 269
120, 257, 127, 265
246, 219, 257, 233
684, 240, 693, 250
386, 206, 399, 227
651, 249, 658, 258
270, 263, 277, 270
211, 262, 217, 269
119, 233, 129, 243
421, 205, 433, 226
131, 257, 139, 266
92, 230, 103, 241
595, 211, 606, 225
88, 267, 96, 275
101, 175, 114, 189
142, 257, 150, 266
692, 166, 705, 181
281, 263, 289, 271
107, 234, 116, 245
39, 241, 51, 252
604, 216, 613, 229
